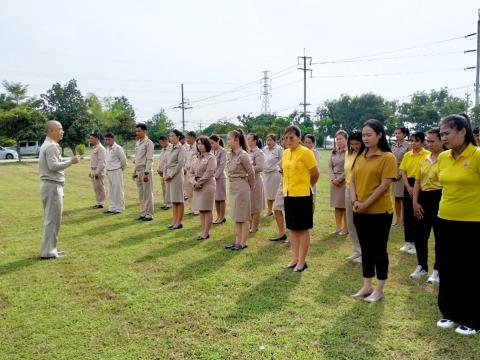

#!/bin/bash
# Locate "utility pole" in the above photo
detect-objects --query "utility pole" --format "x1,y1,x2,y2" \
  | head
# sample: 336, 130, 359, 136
466, 90, 471, 111
298, 50, 312, 120
476, 9, 480, 106
173, 83, 192, 132
260, 70, 271, 115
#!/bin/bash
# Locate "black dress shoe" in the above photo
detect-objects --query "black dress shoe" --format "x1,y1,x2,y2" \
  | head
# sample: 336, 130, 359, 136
137, 215, 146, 220
231, 244, 247, 251
196, 235, 210, 240
167, 224, 174, 229
293, 263, 308, 272
269, 234, 287, 242
225, 244, 236, 249
171, 224, 183, 230
105, 210, 114, 214
142, 217, 153, 221
282, 263, 297, 269
213, 218, 226, 225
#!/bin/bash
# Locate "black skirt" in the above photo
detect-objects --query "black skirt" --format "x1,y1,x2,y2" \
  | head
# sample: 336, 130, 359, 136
284, 194, 313, 230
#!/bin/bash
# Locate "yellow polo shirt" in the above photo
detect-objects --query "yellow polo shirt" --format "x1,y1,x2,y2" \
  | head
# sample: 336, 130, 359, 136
399, 148, 431, 178
344, 151, 357, 190
282, 144, 318, 197
415, 155, 442, 191
352, 150, 397, 214
437, 144, 480, 221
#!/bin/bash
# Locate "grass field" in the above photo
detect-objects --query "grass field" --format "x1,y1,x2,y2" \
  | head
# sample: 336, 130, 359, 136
0, 151, 479, 359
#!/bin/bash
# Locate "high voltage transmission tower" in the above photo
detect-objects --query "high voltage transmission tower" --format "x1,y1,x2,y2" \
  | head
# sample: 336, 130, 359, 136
260, 70, 272, 115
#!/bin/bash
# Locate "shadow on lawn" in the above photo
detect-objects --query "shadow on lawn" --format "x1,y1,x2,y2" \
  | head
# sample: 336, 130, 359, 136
224, 270, 301, 323
315, 262, 385, 359
0, 257, 38, 276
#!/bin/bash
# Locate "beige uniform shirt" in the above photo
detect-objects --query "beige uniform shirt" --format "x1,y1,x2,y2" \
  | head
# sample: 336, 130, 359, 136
328, 149, 346, 182
38, 137, 71, 184
184, 143, 198, 174
263, 145, 283, 173
106, 143, 127, 171
190, 152, 217, 187
90, 143, 106, 175
249, 147, 265, 175
157, 144, 172, 174
227, 148, 255, 187
214, 147, 227, 180
133, 137, 154, 174
165, 143, 186, 178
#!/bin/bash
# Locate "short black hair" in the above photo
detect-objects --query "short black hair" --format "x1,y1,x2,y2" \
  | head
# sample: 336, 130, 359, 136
90, 133, 101, 139
171, 129, 184, 139
136, 123, 147, 131
474, 127, 479, 135
158, 135, 168, 141
410, 131, 425, 143
186, 131, 197, 138
104, 132, 115, 139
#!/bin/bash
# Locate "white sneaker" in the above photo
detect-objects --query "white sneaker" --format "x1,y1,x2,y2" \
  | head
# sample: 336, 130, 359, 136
352, 257, 362, 264
455, 325, 477, 336
407, 246, 417, 255
437, 319, 458, 329
427, 270, 440, 284
399, 244, 410, 253
410, 265, 428, 279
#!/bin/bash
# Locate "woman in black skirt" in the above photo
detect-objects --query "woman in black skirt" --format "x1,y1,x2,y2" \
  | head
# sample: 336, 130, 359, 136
281, 125, 319, 272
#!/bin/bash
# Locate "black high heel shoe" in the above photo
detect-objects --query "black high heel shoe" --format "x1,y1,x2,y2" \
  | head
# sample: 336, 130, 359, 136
292, 263, 308, 272
269, 234, 287, 242
213, 218, 226, 225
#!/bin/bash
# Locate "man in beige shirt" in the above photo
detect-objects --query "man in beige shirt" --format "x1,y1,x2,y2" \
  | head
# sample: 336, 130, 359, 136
184, 131, 199, 216
156, 135, 172, 210
105, 132, 127, 214
89, 133, 107, 208
38, 120, 80, 259
133, 123, 155, 221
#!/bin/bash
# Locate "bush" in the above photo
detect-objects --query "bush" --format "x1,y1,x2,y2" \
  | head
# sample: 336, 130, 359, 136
0, 136, 16, 147
75, 144, 86, 157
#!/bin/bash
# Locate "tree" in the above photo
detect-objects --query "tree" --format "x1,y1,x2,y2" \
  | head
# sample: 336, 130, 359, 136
145, 109, 174, 142
398, 88, 467, 132
0, 106, 46, 161
470, 104, 480, 128
203, 120, 238, 136
2, 80, 29, 105
41, 79, 92, 155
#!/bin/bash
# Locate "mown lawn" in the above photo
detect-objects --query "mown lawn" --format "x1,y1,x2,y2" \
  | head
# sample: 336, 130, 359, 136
0, 151, 479, 359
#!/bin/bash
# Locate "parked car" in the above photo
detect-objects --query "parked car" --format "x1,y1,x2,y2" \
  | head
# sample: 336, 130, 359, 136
0, 146, 19, 160
18, 141, 40, 156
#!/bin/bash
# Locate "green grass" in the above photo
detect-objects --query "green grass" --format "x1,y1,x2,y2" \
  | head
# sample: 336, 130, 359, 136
0, 151, 479, 359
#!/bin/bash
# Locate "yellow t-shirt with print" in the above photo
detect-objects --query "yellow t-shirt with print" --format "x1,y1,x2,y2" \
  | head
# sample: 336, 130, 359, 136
344, 151, 357, 189
282, 144, 318, 197
399, 148, 431, 178
415, 154, 442, 191
437, 144, 480, 221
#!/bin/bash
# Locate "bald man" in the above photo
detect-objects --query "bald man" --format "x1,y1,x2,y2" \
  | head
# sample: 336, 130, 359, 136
38, 121, 80, 259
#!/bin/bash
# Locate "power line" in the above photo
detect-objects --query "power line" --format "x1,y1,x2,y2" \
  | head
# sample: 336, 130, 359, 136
311, 67, 470, 79
173, 83, 192, 132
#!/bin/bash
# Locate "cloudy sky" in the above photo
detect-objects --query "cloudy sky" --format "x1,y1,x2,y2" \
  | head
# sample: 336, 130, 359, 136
1, 0, 478, 130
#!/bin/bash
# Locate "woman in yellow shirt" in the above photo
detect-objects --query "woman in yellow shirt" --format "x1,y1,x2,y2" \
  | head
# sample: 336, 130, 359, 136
282, 125, 319, 272
350, 119, 397, 303
411, 129, 444, 283
344, 130, 363, 263
436, 113, 480, 336
399, 132, 430, 255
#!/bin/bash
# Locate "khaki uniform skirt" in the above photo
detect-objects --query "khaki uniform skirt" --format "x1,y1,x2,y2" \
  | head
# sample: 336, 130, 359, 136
215, 177, 227, 202
263, 171, 282, 200
229, 178, 251, 222
392, 179, 405, 198
192, 178, 216, 211
273, 180, 284, 211
165, 172, 184, 203
250, 174, 265, 214
330, 182, 346, 208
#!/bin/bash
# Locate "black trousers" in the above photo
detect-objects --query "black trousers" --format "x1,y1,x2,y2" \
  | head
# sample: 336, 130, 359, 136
414, 190, 441, 272
403, 177, 416, 243
437, 218, 480, 330
353, 212, 393, 280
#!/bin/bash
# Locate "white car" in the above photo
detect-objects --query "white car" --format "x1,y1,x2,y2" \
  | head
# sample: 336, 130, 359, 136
0, 146, 19, 160
18, 141, 40, 156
